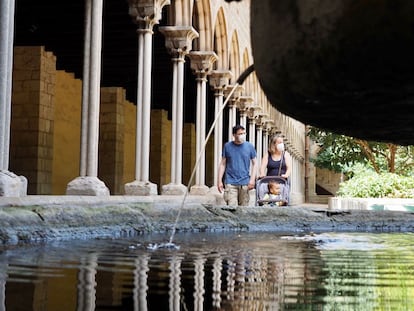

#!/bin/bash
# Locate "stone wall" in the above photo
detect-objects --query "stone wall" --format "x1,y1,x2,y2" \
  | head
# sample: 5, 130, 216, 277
53, 70, 82, 194
11, 46, 56, 194
11, 46, 139, 195
122, 100, 136, 186
99, 87, 126, 195
150, 109, 171, 192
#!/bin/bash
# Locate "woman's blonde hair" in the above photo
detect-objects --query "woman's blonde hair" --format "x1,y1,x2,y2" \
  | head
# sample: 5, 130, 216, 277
268, 134, 284, 154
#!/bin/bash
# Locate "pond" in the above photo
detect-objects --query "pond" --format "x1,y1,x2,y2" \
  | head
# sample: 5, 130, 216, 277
1, 231, 414, 310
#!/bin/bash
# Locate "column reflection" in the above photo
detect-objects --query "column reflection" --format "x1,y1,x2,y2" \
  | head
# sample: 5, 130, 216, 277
193, 255, 206, 311
133, 254, 150, 311
212, 255, 223, 309
77, 253, 98, 311
0, 263, 6, 311
168, 255, 182, 311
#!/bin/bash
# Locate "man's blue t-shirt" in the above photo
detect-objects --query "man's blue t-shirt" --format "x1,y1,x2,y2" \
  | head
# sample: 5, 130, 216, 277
222, 141, 256, 185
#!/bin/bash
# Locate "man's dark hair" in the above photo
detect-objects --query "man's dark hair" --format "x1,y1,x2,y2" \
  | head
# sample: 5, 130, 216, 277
232, 124, 245, 134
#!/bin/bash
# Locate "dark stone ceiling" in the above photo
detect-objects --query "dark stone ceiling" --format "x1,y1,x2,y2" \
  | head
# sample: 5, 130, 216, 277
14, 0, 204, 124
251, 0, 414, 145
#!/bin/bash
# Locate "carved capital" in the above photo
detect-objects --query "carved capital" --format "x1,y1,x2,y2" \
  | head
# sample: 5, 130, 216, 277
264, 119, 275, 132
247, 105, 261, 119
256, 113, 269, 127
209, 70, 232, 90
159, 26, 199, 57
128, 0, 170, 29
187, 51, 218, 76
238, 95, 254, 111
224, 84, 244, 102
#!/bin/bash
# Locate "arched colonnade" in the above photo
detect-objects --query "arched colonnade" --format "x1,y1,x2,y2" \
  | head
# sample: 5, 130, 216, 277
0, 0, 306, 204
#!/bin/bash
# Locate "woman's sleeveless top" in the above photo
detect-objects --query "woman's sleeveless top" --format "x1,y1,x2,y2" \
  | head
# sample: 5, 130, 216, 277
266, 151, 287, 176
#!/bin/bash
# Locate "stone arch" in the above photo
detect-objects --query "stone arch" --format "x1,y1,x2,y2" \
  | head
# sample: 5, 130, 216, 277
192, 0, 213, 51
167, 0, 193, 26
242, 48, 252, 94
213, 7, 228, 69
229, 31, 240, 83
252, 73, 259, 104
252, 73, 260, 104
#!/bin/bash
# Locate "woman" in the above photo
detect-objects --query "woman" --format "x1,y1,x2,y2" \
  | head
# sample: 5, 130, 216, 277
259, 134, 291, 179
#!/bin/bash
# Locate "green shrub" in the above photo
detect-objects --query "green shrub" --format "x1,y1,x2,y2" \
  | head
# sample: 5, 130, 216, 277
337, 170, 414, 198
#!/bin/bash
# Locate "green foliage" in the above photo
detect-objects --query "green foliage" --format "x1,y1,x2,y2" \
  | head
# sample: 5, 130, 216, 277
308, 128, 366, 174
307, 127, 414, 177
308, 127, 414, 198
337, 167, 414, 198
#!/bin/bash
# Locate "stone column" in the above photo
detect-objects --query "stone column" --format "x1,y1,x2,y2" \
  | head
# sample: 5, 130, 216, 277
238, 95, 253, 131
187, 51, 217, 195
0, 0, 27, 196
66, 0, 110, 195
159, 26, 198, 195
263, 123, 270, 155
247, 106, 261, 147
125, 0, 170, 196
255, 116, 266, 169
208, 70, 231, 193
224, 85, 243, 141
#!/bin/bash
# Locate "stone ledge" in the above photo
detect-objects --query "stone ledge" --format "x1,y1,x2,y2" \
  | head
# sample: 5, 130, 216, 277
329, 197, 414, 212
1, 197, 414, 246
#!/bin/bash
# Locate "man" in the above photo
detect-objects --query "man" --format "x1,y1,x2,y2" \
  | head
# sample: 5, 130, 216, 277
217, 125, 257, 206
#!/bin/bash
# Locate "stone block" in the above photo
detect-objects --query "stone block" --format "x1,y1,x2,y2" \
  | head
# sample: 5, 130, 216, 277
0, 170, 27, 197
66, 176, 110, 196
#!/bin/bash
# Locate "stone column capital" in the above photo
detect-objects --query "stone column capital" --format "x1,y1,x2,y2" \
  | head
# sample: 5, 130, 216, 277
264, 119, 275, 132
187, 51, 218, 76
256, 113, 269, 127
209, 70, 232, 90
238, 95, 254, 111
159, 26, 199, 58
268, 127, 280, 137
247, 105, 261, 120
128, 0, 170, 29
224, 84, 244, 101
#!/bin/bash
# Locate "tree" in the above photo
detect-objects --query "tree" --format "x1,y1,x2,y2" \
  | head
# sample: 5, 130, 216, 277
307, 127, 414, 177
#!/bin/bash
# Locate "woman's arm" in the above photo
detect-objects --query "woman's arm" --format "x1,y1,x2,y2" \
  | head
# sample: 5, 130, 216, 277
282, 151, 292, 178
259, 152, 268, 178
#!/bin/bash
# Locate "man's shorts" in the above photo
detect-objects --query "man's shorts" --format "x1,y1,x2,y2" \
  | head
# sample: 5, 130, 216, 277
224, 184, 250, 206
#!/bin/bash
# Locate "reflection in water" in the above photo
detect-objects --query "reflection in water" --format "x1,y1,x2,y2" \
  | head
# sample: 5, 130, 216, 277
77, 253, 97, 311
168, 255, 182, 311
133, 254, 149, 311
212, 255, 222, 309
0, 263, 6, 311
1, 232, 414, 310
194, 255, 206, 311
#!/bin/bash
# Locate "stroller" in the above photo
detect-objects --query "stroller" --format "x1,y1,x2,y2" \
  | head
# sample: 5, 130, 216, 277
256, 176, 290, 206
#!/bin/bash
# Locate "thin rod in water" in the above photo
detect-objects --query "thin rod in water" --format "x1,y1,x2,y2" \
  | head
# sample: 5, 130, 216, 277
167, 65, 255, 245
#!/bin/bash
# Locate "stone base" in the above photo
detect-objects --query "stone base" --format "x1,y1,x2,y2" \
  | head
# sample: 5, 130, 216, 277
66, 176, 110, 196
189, 184, 210, 195
124, 180, 158, 196
161, 183, 188, 195
0, 170, 27, 197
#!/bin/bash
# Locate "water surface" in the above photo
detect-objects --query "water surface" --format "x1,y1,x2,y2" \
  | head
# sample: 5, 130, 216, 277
1, 232, 414, 310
